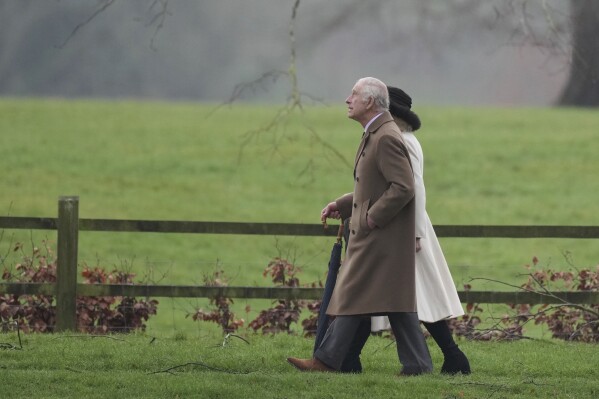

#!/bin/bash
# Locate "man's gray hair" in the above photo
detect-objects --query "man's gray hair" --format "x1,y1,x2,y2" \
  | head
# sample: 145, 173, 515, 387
358, 77, 389, 111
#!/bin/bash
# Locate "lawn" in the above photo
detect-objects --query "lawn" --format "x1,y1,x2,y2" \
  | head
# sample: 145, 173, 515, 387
1, 330, 597, 399
1, 98, 598, 334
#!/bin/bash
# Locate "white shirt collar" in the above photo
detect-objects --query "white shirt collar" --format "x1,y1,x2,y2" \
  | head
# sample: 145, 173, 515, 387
364, 112, 383, 133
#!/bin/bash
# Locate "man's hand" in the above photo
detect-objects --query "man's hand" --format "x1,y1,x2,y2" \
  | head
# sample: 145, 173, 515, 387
367, 215, 377, 230
416, 238, 422, 253
321, 201, 340, 222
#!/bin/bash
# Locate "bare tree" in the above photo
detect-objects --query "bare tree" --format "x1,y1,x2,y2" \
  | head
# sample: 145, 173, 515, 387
304, 0, 598, 107
557, 0, 599, 106
1, 0, 597, 106
491, 0, 598, 106
214, 0, 352, 181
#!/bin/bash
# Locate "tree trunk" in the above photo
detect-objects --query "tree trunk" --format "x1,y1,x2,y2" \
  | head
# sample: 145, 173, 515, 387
557, 0, 599, 107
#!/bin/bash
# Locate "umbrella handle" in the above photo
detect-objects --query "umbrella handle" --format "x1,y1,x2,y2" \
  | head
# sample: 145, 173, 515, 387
322, 218, 345, 245
336, 222, 344, 244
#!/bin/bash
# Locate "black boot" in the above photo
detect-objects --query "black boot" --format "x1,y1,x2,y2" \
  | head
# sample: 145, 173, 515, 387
423, 320, 471, 375
440, 344, 470, 375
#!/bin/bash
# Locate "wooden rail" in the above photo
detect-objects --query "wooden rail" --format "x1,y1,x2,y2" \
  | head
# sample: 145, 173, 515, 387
2, 215, 599, 238
1, 283, 598, 304
1, 197, 598, 331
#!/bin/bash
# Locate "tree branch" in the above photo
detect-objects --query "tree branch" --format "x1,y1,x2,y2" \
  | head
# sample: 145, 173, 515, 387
147, 0, 171, 51
55, 0, 116, 49
211, 0, 350, 182
148, 361, 250, 375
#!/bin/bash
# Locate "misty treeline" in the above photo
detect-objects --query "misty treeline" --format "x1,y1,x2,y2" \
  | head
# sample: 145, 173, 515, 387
0, 0, 596, 106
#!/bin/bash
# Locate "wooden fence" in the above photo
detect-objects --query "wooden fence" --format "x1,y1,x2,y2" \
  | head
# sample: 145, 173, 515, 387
1, 196, 598, 331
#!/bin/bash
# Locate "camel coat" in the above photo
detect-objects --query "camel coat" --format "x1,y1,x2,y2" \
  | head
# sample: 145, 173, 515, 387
326, 111, 417, 316
371, 128, 464, 328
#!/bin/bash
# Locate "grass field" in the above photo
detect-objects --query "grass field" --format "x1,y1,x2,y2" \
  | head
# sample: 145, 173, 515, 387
1, 98, 598, 335
1, 331, 597, 398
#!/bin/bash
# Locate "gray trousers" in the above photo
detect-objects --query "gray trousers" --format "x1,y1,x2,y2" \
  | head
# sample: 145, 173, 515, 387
314, 313, 433, 375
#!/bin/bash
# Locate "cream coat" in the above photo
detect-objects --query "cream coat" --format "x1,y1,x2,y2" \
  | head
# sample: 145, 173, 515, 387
371, 128, 464, 329
326, 111, 417, 316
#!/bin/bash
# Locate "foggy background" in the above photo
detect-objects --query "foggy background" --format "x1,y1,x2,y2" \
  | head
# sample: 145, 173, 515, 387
0, 0, 572, 106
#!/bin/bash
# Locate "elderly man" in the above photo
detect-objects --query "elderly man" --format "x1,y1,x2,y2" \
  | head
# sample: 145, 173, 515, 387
287, 77, 432, 376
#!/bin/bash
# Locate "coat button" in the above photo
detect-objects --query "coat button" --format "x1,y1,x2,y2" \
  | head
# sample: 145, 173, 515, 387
353, 203, 357, 208
351, 229, 356, 235
356, 177, 360, 182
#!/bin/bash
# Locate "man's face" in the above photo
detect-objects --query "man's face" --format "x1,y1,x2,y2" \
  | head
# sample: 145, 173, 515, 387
345, 82, 369, 123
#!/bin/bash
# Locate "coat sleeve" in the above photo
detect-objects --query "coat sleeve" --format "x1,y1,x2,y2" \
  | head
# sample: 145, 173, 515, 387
405, 135, 427, 238
335, 193, 354, 221
368, 134, 415, 228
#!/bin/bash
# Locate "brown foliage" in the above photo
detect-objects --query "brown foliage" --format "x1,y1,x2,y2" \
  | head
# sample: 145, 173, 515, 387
187, 270, 244, 334
187, 259, 322, 336
0, 241, 158, 333
448, 259, 599, 343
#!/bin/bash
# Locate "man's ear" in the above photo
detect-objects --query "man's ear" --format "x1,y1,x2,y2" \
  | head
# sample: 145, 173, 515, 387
365, 96, 374, 110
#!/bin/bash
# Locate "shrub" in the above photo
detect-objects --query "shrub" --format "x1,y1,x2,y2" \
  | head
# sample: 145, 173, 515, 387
523, 260, 599, 343
448, 258, 599, 342
187, 269, 244, 334
248, 257, 319, 335
0, 241, 158, 333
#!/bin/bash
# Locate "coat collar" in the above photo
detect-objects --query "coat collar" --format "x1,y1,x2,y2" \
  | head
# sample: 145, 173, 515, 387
366, 111, 394, 134
353, 111, 394, 176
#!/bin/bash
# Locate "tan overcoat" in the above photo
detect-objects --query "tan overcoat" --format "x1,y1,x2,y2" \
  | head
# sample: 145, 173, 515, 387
326, 111, 417, 315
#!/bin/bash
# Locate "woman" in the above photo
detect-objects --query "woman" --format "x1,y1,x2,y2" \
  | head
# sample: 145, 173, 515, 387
340, 87, 470, 375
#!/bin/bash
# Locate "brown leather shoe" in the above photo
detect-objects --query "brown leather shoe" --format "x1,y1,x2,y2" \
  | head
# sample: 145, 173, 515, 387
287, 357, 335, 372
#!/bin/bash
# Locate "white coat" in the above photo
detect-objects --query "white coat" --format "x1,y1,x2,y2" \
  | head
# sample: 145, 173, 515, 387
371, 129, 464, 329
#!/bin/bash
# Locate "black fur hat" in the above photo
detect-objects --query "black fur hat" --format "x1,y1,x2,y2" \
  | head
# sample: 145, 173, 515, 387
388, 86, 421, 131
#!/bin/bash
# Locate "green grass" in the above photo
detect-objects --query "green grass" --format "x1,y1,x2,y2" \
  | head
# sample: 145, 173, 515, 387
1, 98, 599, 334
1, 331, 597, 398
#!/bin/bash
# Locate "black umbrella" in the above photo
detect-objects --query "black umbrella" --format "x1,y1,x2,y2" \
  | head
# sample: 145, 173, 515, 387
312, 221, 345, 354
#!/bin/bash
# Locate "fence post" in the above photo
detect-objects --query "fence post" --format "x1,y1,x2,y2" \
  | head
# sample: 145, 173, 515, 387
56, 196, 79, 332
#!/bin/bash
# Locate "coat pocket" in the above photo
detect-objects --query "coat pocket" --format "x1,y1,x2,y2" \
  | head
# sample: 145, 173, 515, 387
358, 198, 371, 234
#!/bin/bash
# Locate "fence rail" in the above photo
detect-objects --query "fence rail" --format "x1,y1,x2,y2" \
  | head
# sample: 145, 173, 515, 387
1, 197, 598, 331
1, 283, 598, 304
2, 216, 599, 238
